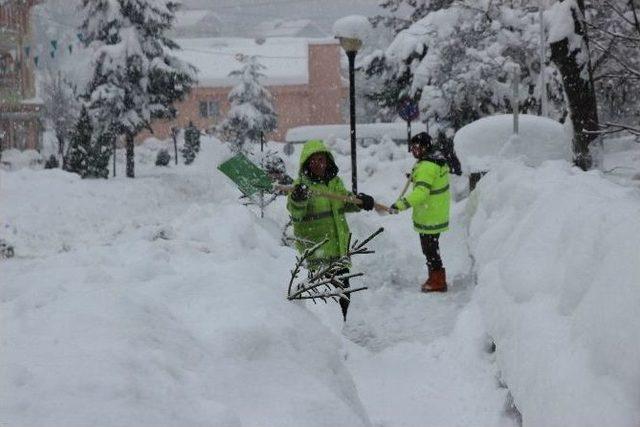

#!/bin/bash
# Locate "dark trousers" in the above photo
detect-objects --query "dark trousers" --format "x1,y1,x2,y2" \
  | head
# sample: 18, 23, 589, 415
311, 265, 350, 321
335, 268, 350, 321
419, 233, 443, 271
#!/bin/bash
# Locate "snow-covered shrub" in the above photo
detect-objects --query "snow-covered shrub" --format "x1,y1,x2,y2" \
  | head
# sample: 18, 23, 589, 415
155, 149, 171, 166
0, 239, 14, 259
181, 122, 200, 165
44, 155, 60, 169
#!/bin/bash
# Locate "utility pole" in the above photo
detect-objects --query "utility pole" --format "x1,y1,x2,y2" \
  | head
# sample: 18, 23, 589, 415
259, 131, 265, 219
171, 127, 178, 165
513, 65, 520, 134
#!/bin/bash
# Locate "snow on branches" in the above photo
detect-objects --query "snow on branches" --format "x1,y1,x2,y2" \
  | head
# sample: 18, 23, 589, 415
80, 0, 196, 177
362, 1, 566, 134
218, 55, 277, 154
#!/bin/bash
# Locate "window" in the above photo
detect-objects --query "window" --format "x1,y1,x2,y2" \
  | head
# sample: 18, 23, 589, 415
0, 52, 15, 76
199, 100, 220, 118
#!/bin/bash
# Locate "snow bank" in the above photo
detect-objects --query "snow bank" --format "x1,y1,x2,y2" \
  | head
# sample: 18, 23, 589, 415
468, 160, 640, 426
285, 122, 427, 144
0, 137, 370, 427
0, 149, 44, 171
454, 114, 571, 172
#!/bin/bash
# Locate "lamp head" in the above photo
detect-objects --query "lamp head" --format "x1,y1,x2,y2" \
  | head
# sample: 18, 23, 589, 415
337, 36, 362, 53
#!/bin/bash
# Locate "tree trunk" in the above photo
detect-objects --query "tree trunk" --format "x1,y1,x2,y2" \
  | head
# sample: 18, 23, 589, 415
126, 133, 135, 178
56, 131, 65, 168
549, 0, 599, 171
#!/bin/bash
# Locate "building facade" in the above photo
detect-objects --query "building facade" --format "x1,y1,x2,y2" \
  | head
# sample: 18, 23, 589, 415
141, 38, 345, 143
0, 0, 42, 151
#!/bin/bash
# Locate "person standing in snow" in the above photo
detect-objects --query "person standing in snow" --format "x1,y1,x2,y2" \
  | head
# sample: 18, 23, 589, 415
287, 139, 375, 321
390, 132, 451, 293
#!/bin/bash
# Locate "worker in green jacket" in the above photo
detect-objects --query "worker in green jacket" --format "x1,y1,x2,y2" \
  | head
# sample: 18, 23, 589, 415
390, 132, 450, 293
287, 139, 375, 320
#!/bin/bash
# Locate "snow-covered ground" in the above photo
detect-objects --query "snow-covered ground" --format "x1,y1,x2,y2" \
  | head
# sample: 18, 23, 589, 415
1, 132, 640, 426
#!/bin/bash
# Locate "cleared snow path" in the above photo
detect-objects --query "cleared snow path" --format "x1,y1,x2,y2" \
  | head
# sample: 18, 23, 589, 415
304, 199, 518, 427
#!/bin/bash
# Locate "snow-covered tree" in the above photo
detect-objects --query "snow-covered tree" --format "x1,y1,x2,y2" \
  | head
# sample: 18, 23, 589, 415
181, 121, 200, 164
66, 106, 111, 179
41, 71, 80, 165
585, 0, 640, 133
547, 0, 599, 170
370, 0, 455, 35
218, 55, 277, 153
80, 0, 196, 178
363, 1, 566, 134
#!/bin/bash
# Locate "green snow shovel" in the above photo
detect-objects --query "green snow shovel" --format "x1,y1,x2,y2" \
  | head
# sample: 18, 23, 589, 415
217, 153, 273, 197
218, 153, 391, 213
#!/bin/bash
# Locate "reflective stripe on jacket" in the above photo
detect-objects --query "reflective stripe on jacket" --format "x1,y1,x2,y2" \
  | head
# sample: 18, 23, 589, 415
395, 160, 450, 234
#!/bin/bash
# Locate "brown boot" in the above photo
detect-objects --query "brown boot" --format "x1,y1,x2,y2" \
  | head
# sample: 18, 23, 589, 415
421, 269, 447, 293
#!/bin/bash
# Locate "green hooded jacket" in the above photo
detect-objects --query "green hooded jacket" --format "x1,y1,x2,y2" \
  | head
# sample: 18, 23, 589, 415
286, 140, 360, 265
394, 159, 450, 234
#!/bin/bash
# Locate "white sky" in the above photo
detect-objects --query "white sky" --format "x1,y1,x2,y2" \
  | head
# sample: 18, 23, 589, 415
182, 0, 381, 36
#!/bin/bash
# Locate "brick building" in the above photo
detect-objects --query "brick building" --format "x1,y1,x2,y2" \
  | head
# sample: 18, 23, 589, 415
142, 37, 346, 142
0, 0, 42, 151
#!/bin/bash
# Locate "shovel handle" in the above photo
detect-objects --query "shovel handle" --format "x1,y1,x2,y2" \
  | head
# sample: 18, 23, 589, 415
275, 184, 391, 213
398, 173, 411, 199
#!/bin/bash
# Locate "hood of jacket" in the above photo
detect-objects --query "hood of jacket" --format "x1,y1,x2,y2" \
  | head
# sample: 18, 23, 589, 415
298, 139, 338, 182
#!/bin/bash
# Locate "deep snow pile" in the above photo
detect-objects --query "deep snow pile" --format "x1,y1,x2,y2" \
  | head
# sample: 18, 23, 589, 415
0, 138, 370, 427
468, 160, 640, 426
454, 114, 571, 173
2, 132, 640, 426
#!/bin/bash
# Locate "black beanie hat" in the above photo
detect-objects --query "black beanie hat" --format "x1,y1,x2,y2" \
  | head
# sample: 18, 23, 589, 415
409, 132, 432, 149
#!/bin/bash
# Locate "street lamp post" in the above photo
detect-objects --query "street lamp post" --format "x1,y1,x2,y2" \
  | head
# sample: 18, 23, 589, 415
338, 36, 362, 194
334, 15, 369, 194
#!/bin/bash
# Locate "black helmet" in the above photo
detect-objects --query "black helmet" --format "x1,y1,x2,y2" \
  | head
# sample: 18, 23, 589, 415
409, 132, 432, 149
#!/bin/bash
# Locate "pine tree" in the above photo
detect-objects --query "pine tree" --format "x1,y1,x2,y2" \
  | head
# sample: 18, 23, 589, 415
65, 106, 93, 176
66, 106, 111, 179
218, 55, 277, 153
181, 121, 200, 165
80, 0, 196, 178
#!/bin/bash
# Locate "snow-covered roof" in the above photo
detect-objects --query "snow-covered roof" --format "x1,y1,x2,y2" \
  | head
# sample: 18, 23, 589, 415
286, 122, 428, 143
175, 37, 309, 87
174, 10, 220, 28
453, 114, 571, 172
253, 19, 327, 38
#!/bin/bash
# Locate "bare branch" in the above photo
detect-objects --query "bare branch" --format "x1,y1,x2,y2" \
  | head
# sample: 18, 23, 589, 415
286, 228, 385, 307
585, 122, 640, 136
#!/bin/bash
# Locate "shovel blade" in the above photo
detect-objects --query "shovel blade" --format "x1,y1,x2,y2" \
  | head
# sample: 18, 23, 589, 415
218, 153, 273, 196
